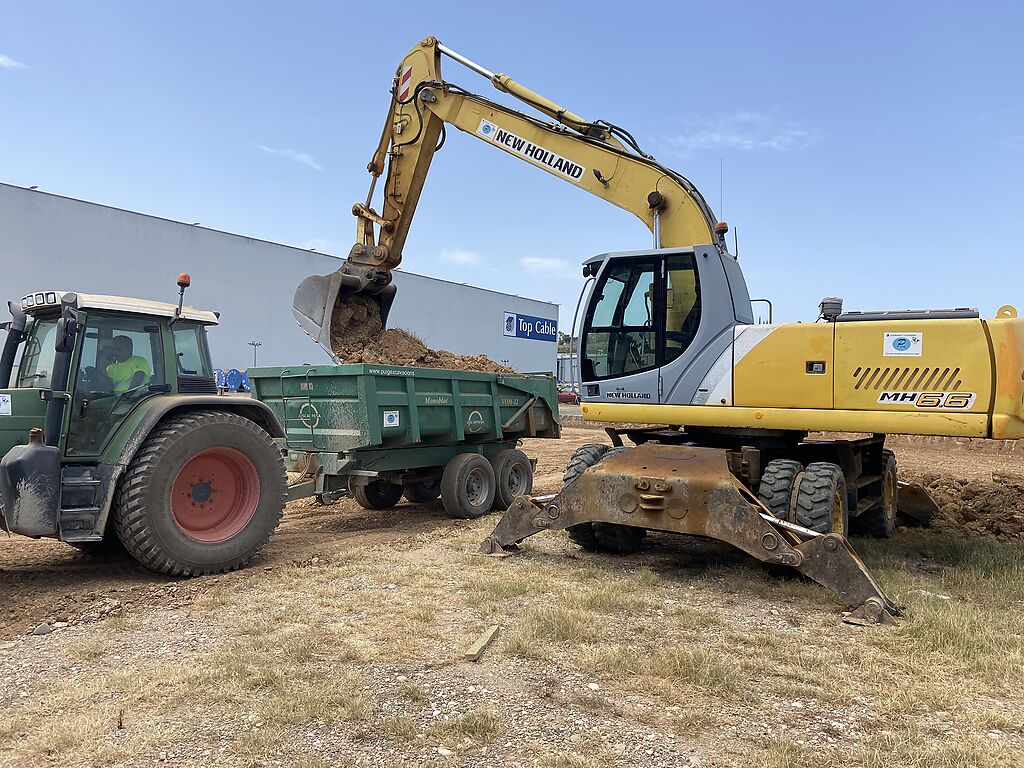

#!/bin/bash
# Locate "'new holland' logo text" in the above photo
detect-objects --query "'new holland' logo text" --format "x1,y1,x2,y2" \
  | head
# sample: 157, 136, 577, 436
477, 120, 585, 182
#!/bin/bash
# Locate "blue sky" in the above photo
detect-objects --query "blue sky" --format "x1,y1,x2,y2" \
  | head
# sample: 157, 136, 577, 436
2, 2, 1022, 327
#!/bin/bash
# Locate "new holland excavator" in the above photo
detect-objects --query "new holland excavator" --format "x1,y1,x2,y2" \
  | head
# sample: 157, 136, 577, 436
293, 37, 1024, 622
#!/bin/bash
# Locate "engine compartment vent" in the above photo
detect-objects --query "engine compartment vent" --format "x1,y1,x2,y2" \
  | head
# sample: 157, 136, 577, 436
853, 366, 962, 391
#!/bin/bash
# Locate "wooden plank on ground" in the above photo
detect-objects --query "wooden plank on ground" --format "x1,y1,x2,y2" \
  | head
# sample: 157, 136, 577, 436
464, 624, 500, 662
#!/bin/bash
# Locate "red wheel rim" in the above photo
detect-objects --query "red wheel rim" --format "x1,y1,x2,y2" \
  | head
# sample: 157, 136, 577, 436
170, 447, 261, 543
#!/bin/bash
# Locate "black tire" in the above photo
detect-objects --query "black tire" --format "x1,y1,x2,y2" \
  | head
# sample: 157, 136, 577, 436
793, 462, 849, 535
441, 454, 496, 519
490, 449, 534, 510
352, 479, 404, 510
113, 410, 286, 576
757, 459, 803, 520
561, 444, 645, 553
403, 478, 441, 504
861, 450, 898, 538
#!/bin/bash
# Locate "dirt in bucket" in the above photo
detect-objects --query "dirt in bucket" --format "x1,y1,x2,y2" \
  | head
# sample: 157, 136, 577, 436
329, 293, 515, 374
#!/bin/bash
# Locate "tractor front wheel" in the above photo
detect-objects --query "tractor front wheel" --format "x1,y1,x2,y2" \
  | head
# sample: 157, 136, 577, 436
113, 410, 286, 576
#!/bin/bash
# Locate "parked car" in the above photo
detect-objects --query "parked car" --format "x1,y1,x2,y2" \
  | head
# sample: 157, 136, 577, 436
557, 385, 581, 405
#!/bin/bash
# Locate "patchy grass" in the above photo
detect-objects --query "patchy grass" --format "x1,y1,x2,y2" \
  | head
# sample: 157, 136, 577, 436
583, 644, 742, 698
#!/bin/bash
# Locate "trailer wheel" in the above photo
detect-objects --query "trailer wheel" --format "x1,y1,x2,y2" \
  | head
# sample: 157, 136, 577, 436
562, 444, 645, 554
490, 449, 533, 510
403, 478, 441, 504
757, 459, 803, 520
113, 410, 286, 576
441, 454, 496, 519
794, 462, 849, 535
861, 450, 898, 538
352, 479, 404, 510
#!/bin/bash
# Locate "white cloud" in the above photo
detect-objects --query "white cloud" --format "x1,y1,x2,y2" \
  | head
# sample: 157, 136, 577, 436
440, 248, 482, 266
1006, 135, 1024, 152
0, 54, 27, 70
255, 144, 322, 171
664, 112, 820, 154
519, 256, 580, 280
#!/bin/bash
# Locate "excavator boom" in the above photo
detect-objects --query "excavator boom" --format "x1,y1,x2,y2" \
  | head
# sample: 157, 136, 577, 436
292, 36, 727, 357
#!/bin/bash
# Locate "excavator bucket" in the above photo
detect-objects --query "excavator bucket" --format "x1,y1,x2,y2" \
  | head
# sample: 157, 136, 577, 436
292, 250, 397, 361
481, 443, 900, 623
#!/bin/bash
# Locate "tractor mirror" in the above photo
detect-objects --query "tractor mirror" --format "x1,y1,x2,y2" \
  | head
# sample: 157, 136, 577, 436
54, 311, 79, 354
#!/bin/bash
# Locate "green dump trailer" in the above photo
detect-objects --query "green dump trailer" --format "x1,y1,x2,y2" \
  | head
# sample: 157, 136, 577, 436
248, 364, 560, 519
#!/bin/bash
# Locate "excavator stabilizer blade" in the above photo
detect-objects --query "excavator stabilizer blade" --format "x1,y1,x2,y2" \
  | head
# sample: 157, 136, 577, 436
481, 443, 900, 622
897, 480, 938, 527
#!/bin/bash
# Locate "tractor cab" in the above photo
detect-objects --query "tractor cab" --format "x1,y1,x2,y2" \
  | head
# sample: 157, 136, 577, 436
0, 286, 221, 539
0, 290, 219, 455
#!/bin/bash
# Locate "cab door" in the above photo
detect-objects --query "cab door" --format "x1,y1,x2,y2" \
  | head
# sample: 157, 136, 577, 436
65, 313, 167, 457
579, 256, 662, 403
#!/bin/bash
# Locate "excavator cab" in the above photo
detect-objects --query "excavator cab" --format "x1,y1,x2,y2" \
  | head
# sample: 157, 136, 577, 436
576, 245, 752, 404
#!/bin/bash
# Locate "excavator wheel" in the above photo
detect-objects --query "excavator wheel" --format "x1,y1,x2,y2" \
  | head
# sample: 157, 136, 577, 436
757, 459, 803, 521
794, 462, 850, 536
860, 450, 898, 538
562, 444, 645, 554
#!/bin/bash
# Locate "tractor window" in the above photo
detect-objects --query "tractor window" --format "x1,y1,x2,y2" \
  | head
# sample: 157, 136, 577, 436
173, 325, 212, 377
663, 253, 702, 365
66, 314, 165, 456
15, 317, 59, 388
581, 259, 658, 380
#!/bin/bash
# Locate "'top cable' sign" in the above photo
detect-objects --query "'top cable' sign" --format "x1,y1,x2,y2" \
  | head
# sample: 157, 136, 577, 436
503, 311, 557, 343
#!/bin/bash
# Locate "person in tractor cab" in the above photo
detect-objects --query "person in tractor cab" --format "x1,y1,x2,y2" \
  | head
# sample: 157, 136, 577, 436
105, 335, 152, 394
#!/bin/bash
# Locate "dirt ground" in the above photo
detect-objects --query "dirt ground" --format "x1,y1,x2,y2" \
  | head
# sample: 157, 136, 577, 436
1, 429, 1023, 767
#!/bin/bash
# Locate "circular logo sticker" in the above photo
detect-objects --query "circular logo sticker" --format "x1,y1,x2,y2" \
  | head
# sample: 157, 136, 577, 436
466, 410, 486, 434
299, 402, 320, 429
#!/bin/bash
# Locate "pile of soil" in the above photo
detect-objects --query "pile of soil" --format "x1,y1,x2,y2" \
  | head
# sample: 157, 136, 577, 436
330, 294, 514, 374
908, 471, 1024, 538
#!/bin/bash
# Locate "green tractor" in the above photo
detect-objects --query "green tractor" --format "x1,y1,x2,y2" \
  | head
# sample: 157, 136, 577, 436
0, 276, 287, 574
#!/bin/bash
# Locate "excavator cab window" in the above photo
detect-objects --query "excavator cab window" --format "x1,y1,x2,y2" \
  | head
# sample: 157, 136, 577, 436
581, 253, 701, 381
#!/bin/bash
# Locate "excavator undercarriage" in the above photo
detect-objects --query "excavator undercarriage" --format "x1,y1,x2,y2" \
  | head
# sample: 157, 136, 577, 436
482, 440, 901, 623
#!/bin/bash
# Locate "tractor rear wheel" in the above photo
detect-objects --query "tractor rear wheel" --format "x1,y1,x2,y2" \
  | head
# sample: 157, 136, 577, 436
490, 449, 533, 510
113, 410, 286, 576
794, 462, 849, 536
352, 479, 403, 510
757, 459, 803, 520
562, 444, 646, 554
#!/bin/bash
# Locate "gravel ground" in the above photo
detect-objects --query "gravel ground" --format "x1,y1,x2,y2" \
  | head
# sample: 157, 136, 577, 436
1, 429, 1022, 767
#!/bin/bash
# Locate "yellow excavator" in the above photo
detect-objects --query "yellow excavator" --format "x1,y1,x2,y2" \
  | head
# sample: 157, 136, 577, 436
293, 36, 1024, 621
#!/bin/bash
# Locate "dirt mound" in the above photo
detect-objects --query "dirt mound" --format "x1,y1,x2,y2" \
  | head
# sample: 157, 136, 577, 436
330, 293, 514, 374
907, 471, 1024, 538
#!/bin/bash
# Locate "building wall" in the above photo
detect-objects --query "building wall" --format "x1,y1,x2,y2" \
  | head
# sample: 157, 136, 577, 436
0, 184, 558, 371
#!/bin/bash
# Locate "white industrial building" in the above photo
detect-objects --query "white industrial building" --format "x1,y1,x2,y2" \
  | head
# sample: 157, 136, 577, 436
0, 183, 559, 372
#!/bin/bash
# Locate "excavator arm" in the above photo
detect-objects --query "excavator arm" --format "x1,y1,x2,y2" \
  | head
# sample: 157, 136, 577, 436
292, 36, 727, 356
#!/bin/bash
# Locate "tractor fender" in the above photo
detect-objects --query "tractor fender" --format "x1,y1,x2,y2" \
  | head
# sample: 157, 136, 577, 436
89, 396, 285, 537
